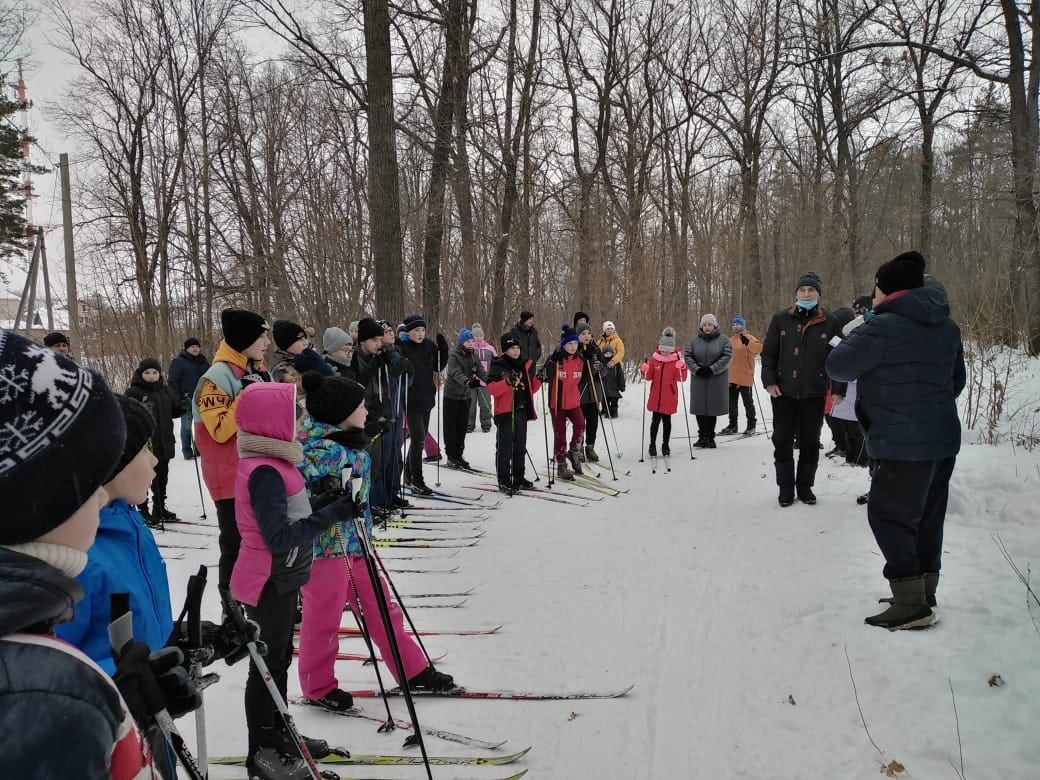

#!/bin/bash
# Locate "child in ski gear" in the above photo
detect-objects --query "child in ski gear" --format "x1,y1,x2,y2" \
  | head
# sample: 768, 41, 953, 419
376, 320, 409, 511
296, 371, 455, 711
193, 307, 271, 588
596, 322, 626, 417
544, 326, 587, 480
126, 358, 185, 523
231, 381, 357, 775
684, 314, 732, 448
0, 330, 163, 779
640, 327, 688, 457
827, 251, 965, 630
720, 316, 762, 435
575, 322, 605, 461
467, 323, 496, 433
444, 329, 487, 470
398, 315, 449, 495
487, 335, 542, 490
271, 319, 333, 386
169, 337, 210, 459
762, 272, 845, 507
506, 310, 543, 366
322, 327, 354, 378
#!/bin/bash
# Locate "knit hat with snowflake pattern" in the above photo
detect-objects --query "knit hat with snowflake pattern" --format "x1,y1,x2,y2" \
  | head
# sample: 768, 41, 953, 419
0, 330, 126, 544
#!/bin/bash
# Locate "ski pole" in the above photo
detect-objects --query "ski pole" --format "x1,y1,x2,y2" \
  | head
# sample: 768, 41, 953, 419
540, 380, 552, 488
639, 360, 648, 463
402, 380, 410, 499
746, 348, 770, 436
679, 366, 695, 459
177, 566, 220, 777
218, 586, 322, 780
347, 486, 435, 780
596, 372, 623, 460
588, 365, 617, 480
525, 449, 541, 481
109, 595, 208, 780
190, 427, 207, 520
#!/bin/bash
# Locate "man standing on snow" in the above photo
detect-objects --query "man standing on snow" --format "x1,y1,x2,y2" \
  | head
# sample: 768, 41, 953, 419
827, 250, 965, 631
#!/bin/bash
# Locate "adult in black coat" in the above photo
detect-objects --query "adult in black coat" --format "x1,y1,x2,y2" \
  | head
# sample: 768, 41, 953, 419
761, 271, 846, 507
126, 358, 185, 521
168, 337, 210, 458
827, 251, 965, 630
397, 314, 449, 493
506, 310, 542, 366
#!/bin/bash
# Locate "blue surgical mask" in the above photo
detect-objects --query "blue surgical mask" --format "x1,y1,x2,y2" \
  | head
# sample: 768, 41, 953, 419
795, 299, 818, 311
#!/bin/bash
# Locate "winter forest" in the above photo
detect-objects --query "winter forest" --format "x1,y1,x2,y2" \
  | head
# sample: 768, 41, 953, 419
19, 0, 1038, 376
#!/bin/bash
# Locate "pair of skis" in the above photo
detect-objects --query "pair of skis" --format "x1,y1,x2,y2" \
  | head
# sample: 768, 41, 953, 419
211, 746, 531, 767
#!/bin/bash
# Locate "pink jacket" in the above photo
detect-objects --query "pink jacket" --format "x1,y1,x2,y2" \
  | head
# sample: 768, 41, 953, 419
640, 350, 688, 415
231, 382, 311, 606
473, 339, 498, 386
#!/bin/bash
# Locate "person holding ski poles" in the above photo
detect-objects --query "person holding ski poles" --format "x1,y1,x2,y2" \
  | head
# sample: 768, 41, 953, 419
542, 325, 587, 480
467, 324, 497, 433
575, 321, 606, 462
230, 381, 361, 778
397, 315, 450, 495
720, 315, 762, 435
443, 328, 487, 470
640, 327, 688, 458
487, 335, 542, 492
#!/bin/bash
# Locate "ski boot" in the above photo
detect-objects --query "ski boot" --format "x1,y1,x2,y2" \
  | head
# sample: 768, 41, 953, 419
661, 443, 670, 457
446, 458, 467, 470
556, 457, 575, 481
567, 448, 584, 475
411, 481, 434, 497
718, 424, 738, 436
797, 485, 817, 505
154, 500, 181, 523
408, 664, 456, 692
391, 495, 411, 510
584, 445, 599, 462
744, 422, 756, 435
246, 747, 314, 780
423, 453, 442, 463
647, 442, 657, 457
693, 437, 708, 449
513, 477, 535, 490
706, 436, 717, 449
305, 688, 354, 713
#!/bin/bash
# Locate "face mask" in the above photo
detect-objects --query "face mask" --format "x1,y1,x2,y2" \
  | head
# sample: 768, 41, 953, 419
795, 299, 818, 311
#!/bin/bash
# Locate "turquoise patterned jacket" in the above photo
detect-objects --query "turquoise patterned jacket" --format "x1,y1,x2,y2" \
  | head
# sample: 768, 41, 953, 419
297, 415, 373, 558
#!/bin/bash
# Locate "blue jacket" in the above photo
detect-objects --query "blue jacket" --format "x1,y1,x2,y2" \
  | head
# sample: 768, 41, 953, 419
826, 285, 965, 462
168, 349, 210, 400
55, 500, 174, 674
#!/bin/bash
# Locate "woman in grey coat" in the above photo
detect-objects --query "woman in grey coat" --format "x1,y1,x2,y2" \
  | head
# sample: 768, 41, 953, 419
684, 314, 732, 448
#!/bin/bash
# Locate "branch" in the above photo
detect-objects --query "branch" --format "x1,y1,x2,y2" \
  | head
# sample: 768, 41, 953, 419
799, 40, 1008, 85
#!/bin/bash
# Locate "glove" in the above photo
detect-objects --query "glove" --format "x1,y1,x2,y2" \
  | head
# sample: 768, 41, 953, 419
389, 356, 413, 377
364, 417, 390, 437
240, 371, 266, 388
591, 359, 604, 373
436, 333, 449, 351
114, 642, 201, 726
696, 366, 713, 378
466, 378, 481, 388
505, 369, 521, 387
535, 365, 549, 382
739, 334, 749, 345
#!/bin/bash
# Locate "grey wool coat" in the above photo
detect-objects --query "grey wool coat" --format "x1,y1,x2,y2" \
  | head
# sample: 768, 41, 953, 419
684, 329, 732, 416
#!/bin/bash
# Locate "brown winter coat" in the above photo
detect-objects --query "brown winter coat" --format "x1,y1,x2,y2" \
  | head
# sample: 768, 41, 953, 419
727, 332, 763, 388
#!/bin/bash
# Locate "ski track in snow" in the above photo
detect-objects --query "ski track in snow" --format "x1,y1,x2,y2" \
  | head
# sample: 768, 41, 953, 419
157, 365, 1040, 778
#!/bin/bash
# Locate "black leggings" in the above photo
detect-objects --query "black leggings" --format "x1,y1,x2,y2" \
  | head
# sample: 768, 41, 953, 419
406, 408, 432, 485
581, 402, 600, 448
215, 498, 241, 590
151, 457, 170, 503
649, 412, 671, 445
244, 582, 299, 756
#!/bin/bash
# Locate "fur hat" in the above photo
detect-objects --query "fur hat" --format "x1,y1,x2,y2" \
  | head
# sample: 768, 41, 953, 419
221, 308, 269, 352
659, 326, 677, 351
795, 271, 823, 294
301, 371, 367, 426
356, 318, 384, 342
875, 251, 926, 295
0, 331, 125, 544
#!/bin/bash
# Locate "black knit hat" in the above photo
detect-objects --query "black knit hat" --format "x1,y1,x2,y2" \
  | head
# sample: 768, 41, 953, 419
114, 395, 156, 475
137, 357, 162, 374
0, 330, 125, 544
795, 271, 822, 294
875, 251, 925, 295
356, 317, 384, 342
501, 334, 520, 352
43, 331, 69, 348
301, 371, 367, 426
853, 296, 873, 313
183, 337, 202, 350
221, 308, 269, 352
403, 314, 427, 333
519, 310, 534, 324
573, 311, 590, 328
272, 319, 307, 351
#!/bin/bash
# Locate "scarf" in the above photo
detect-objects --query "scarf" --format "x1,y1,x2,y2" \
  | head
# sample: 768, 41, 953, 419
2, 542, 89, 578
238, 430, 304, 464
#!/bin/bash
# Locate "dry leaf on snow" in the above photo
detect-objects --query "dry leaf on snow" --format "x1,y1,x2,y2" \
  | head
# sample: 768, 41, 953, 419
881, 760, 906, 777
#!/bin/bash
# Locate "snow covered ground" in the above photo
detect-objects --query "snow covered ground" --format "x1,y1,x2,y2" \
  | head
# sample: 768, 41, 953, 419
160, 365, 1040, 779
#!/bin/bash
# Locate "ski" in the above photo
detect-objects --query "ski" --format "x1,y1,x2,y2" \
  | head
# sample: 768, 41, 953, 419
386, 565, 459, 574
373, 540, 479, 549
376, 550, 461, 561
385, 521, 482, 532
351, 684, 634, 701
403, 588, 474, 598
405, 504, 491, 513
715, 431, 765, 442
158, 542, 207, 551
409, 599, 468, 609
650, 454, 657, 474
373, 532, 485, 543
573, 472, 629, 494
292, 648, 448, 663
474, 484, 589, 507
211, 746, 531, 767
289, 700, 508, 750
333, 624, 502, 637
532, 473, 606, 500
153, 525, 220, 537
429, 489, 484, 502
411, 493, 501, 509
664, 455, 671, 473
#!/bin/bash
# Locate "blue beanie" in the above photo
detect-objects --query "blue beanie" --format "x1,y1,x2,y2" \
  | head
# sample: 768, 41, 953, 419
457, 328, 474, 346
731, 315, 746, 327
559, 324, 579, 347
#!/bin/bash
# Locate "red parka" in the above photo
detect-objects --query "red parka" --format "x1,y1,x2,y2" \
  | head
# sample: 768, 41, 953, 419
640, 350, 688, 414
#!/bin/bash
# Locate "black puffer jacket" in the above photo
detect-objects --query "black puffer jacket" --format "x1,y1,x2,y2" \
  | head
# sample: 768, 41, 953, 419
826, 285, 965, 461
126, 371, 184, 461
761, 304, 846, 399
168, 349, 210, 400
506, 321, 543, 365
0, 547, 145, 778
398, 336, 448, 413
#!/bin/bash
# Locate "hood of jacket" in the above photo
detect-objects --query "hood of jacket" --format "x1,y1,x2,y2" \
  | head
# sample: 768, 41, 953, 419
178, 349, 209, 364
0, 547, 81, 635
98, 499, 143, 535
876, 285, 951, 326
130, 369, 165, 392
236, 382, 297, 441
213, 340, 251, 371
652, 349, 681, 363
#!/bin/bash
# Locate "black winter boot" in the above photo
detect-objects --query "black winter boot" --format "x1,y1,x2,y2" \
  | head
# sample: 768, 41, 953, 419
408, 665, 456, 692
776, 462, 795, 507
881, 571, 939, 608
796, 460, 817, 504
865, 576, 935, 630
647, 442, 657, 457
719, 423, 738, 435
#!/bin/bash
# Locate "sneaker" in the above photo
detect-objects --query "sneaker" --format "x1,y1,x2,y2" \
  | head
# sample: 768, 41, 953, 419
246, 747, 313, 780
513, 477, 535, 490
423, 454, 442, 463
411, 482, 434, 497
584, 445, 599, 462
647, 442, 657, 457
718, 424, 738, 435
307, 688, 354, 713
661, 443, 670, 457
407, 664, 456, 692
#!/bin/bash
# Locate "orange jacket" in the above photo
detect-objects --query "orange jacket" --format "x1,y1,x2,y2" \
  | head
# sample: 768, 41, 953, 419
727, 332, 763, 387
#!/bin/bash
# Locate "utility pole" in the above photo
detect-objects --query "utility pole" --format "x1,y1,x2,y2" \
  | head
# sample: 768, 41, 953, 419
59, 154, 80, 349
